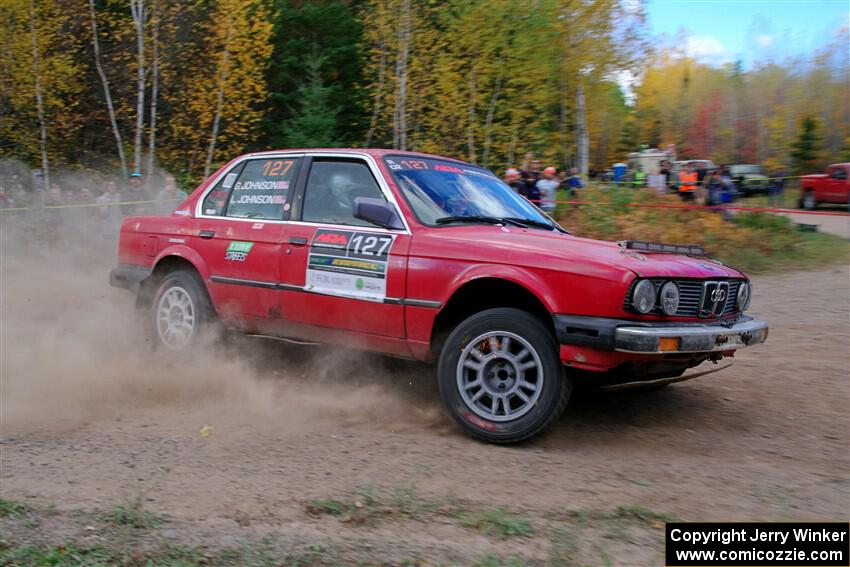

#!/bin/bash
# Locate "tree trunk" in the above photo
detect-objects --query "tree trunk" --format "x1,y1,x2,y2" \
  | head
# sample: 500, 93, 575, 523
466, 54, 478, 163
88, 0, 127, 179
129, 0, 146, 175
559, 52, 569, 166
481, 73, 502, 169
146, 0, 159, 184
507, 120, 518, 168
393, 0, 411, 150
365, 35, 386, 148
575, 82, 588, 177
204, 21, 233, 178
28, 0, 49, 190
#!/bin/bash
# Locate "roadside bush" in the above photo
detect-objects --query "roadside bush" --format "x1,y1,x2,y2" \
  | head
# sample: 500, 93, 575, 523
557, 185, 848, 273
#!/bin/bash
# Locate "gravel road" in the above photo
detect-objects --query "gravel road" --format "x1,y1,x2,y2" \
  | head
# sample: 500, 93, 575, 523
1, 239, 848, 565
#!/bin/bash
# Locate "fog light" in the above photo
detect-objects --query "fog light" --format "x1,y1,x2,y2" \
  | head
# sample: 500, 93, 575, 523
737, 281, 752, 311
658, 337, 680, 352
632, 280, 656, 314
660, 281, 680, 315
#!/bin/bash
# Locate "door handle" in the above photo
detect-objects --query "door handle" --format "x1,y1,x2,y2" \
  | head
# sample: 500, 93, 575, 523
198, 230, 215, 239
288, 236, 308, 246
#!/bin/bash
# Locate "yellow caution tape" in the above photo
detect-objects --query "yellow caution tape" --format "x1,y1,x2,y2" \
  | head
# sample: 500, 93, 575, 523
0, 198, 183, 212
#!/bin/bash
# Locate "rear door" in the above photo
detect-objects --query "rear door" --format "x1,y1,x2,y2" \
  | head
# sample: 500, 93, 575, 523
278, 155, 410, 337
193, 156, 301, 322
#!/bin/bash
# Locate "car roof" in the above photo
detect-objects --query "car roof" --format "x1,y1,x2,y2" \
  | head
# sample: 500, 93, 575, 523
237, 148, 477, 167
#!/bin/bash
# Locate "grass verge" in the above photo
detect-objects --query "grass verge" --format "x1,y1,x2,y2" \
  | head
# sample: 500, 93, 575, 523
557, 185, 849, 274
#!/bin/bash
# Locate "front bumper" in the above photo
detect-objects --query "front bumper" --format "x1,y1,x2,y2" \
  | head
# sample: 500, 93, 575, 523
554, 314, 768, 354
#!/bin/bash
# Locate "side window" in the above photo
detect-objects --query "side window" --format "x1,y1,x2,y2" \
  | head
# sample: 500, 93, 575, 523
302, 160, 386, 226
201, 163, 244, 216
830, 168, 847, 180
225, 158, 299, 220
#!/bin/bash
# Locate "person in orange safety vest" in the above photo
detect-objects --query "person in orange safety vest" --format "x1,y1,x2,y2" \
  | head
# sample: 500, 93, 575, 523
678, 163, 698, 201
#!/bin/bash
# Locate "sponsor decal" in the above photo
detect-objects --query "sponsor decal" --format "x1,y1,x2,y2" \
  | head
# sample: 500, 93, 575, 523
233, 180, 289, 191
205, 208, 218, 215
222, 172, 238, 189
167, 238, 186, 244
305, 229, 396, 302
315, 232, 349, 246
251, 222, 264, 229
225, 240, 254, 262
174, 209, 190, 216
434, 164, 464, 173
233, 194, 285, 205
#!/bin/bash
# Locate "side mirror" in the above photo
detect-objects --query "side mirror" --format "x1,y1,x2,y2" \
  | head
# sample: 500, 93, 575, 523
353, 197, 405, 230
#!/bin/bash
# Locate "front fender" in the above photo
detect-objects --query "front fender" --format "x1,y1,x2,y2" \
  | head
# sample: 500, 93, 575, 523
444, 263, 558, 313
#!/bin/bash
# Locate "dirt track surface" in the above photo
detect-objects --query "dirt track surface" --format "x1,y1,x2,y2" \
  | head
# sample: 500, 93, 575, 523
1, 237, 848, 565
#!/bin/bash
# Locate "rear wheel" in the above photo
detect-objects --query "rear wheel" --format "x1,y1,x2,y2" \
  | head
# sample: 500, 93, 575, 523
437, 308, 570, 443
150, 270, 215, 351
801, 190, 817, 210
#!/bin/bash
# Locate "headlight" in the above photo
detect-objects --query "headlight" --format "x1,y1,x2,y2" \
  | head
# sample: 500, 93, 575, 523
632, 280, 656, 314
737, 281, 751, 311
660, 281, 680, 315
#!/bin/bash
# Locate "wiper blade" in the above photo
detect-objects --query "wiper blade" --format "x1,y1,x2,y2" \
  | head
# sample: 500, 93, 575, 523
501, 217, 556, 230
435, 215, 562, 231
435, 216, 510, 226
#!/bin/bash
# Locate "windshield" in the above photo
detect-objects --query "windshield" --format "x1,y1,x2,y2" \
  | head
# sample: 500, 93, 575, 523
731, 165, 761, 175
383, 156, 553, 226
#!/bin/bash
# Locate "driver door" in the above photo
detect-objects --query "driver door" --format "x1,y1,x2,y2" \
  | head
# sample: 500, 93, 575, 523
278, 156, 409, 338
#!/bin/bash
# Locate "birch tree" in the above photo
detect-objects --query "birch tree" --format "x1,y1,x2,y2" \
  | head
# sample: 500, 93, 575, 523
88, 0, 127, 179
28, 0, 49, 189
146, 0, 160, 181
393, 0, 411, 150
129, 0, 147, 174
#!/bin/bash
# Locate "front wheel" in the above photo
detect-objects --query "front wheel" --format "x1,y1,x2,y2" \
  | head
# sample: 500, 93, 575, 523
437, 308, 570, 443
150, 270, 215, 351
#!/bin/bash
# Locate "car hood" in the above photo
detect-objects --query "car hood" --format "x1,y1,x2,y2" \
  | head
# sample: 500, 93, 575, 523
413, 226, 744, 279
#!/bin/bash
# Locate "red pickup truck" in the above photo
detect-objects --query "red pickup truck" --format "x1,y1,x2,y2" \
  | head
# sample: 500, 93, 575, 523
799, 163, 850, 209
110, 149, 768, 443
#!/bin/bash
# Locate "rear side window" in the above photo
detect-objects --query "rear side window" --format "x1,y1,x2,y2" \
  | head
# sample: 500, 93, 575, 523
301, 159, 385, 226
201, 163, 244, 216
224, 158, 300, 220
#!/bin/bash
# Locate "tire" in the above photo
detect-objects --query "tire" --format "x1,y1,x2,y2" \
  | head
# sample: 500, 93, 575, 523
150, 270, 216, 352
801, 190, 817, 210
437, 308, 570, 444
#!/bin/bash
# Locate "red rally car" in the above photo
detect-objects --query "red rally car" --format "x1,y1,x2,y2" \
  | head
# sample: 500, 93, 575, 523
110, 149, 769, 443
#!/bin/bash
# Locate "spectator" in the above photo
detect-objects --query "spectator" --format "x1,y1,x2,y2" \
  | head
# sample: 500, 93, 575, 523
720, 167, 737, 201
504, 167, 525, 196
155, 174, 186, 215
678, 163, 697, 201
536, 167, 559, 214
98, 179, 122, 237
565, 168, 583, 195
769, 167, 785, 207
632, 166, 646, 188
520, 153, 542, 202
122, 172, 152, 215
695, 162, 708, 186
46, 184, 63, 206
659, 160, 671, 189
706, 170, 723, 206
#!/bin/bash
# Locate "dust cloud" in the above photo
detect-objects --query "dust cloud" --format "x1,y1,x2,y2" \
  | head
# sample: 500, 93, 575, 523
0, 173, 440, 438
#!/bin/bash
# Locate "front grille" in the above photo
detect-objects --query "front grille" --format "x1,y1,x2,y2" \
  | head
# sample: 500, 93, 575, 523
624, 278, 743, 318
